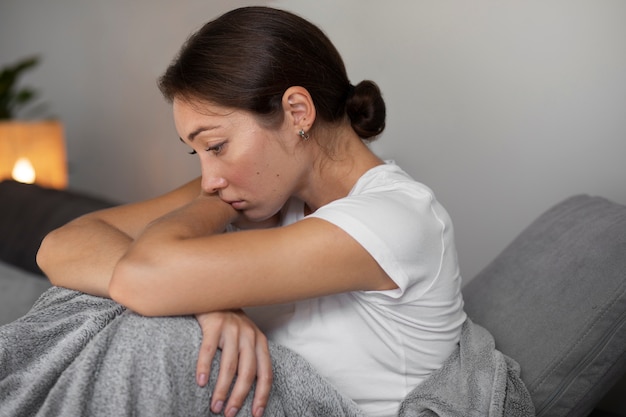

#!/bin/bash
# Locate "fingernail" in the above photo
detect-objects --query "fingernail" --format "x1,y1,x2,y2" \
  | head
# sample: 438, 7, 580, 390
225, 406, 239, 417
212, 400, 224, 413
255, 407, 265, 417
197, 373, 207, 386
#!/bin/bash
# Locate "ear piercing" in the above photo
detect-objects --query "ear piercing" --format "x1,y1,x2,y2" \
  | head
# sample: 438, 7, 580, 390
298, 129, 310, 140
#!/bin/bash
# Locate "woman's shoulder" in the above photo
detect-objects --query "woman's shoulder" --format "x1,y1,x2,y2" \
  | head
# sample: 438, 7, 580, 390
346, 161, 443, 217
285, 161, 452, 236
309, 161, 460, 303
311, 160, 456, 263
311, 160, 452, 240
352, 161, 435, 198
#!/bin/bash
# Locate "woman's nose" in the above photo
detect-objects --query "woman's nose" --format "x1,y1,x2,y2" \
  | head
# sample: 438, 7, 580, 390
201, 175, 228, 194
201, 165, 228, 194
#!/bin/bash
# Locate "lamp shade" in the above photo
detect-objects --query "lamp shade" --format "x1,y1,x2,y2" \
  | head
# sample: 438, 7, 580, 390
0, 120, 68, 189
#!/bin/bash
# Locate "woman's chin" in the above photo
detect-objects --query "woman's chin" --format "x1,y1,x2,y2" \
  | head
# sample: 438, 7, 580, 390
233, 209, 281, 230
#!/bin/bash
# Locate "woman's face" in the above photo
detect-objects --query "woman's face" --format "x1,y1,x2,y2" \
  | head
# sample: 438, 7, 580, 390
173, 98, 307, 222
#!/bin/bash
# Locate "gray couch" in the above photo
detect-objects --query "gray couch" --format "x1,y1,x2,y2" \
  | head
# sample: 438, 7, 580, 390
1, 180, 625, 416
462, 194, 626, 417
0, 180, 115, 324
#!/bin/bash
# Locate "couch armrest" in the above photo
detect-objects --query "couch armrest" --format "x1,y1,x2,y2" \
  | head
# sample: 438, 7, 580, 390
0, 180, 117, 276
462, 195, 626, 417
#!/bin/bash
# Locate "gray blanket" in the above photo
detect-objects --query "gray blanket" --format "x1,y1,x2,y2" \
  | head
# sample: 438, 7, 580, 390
399, 319, 535, 416
0, 287, 535, 417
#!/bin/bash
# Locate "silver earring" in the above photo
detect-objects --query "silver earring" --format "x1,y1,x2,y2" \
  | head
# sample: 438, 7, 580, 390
298, 129, 310, 140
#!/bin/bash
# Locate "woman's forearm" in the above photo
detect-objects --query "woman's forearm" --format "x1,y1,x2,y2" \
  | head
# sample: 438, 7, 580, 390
37, 217, 133, 298
36, 178, 204, 299
108, 195, 238, 313
38, 195, 234, 300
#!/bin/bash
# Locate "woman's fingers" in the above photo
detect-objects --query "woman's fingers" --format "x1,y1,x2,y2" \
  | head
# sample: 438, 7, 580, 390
195, 310, 272, 417
221, 326, 271, 417
195, 318, 220, 387
211, 322, 241, 415
252, 334, 272, 417
221, 326, 258, 417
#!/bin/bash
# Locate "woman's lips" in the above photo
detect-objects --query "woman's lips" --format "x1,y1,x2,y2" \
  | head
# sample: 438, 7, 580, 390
228, 200, 246, 210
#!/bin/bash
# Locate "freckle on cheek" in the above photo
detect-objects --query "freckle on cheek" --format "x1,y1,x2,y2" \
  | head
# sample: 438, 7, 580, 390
256, 172, 260, 175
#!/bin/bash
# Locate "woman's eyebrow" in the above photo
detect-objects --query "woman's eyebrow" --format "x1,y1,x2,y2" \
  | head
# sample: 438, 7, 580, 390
186, 125, 222, 142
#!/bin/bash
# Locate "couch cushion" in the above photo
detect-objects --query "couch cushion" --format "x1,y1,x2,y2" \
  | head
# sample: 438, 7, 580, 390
0, 181, 116, 276
0, 261, 51, 325
462, 195, 626, 417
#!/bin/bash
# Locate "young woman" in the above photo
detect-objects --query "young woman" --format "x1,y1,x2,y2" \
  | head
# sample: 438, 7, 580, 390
37, 6, 466, 417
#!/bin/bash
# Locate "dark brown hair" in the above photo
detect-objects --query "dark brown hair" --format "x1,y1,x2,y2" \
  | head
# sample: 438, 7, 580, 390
159, 6, 385, 140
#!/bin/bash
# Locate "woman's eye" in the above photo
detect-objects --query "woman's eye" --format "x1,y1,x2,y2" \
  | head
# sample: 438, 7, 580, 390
205, 142, 225, 155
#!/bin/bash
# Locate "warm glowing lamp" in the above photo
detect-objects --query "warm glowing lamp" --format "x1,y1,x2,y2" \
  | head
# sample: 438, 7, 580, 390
0, 120, 68, 189
11, 157, 36, 184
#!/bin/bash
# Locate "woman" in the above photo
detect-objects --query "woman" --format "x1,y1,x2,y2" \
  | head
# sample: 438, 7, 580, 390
37, 6, 466, 417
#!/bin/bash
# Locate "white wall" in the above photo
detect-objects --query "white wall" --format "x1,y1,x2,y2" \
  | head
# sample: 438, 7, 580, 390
2, 0, 625, 282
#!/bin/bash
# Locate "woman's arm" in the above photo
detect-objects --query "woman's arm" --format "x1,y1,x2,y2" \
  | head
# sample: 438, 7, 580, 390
36, 178, 203, 296
109, 200, 398, 317
37, 177, 273, 416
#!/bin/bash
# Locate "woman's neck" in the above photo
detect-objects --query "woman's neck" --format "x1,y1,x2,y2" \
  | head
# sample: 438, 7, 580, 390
298, 126, 384, 212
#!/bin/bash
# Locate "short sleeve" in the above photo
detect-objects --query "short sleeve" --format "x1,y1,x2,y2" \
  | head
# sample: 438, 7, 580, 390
307, 167, 455, 301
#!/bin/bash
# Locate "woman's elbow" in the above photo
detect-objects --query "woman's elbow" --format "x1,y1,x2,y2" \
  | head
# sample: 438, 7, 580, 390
109, 254, 161, 317
36, 229, 62, 284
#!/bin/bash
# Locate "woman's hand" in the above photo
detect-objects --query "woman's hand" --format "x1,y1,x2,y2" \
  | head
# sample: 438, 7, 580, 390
195, 310, 272, 417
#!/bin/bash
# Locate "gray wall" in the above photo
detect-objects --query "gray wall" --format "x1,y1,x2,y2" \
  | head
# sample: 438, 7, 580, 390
2, 0, 625, 283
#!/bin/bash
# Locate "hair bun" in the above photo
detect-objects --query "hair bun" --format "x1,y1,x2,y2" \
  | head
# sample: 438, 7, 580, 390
346, 80, 386, 140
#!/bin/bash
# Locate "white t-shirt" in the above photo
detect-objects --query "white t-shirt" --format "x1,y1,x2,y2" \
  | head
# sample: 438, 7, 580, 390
244, 162, 466, 417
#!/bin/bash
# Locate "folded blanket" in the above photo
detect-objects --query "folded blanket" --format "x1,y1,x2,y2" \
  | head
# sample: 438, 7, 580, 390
399, 319, 535, 417
0, 287, 534, 417
0, 287, 363, 417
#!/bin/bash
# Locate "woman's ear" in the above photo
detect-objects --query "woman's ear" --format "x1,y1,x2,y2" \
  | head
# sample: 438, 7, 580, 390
282, 86, 316, 132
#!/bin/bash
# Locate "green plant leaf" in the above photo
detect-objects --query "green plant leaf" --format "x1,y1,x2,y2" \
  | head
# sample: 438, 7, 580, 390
0, 55, 41, 119
13, 56, 39, 73
15, 88, 38, 104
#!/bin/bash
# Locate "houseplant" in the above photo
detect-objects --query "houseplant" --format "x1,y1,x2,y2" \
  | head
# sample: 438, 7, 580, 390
0, 56, 67, 189
0, 55, 41, 120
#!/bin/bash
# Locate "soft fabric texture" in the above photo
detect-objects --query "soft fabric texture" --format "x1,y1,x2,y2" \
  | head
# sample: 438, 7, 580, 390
0, 180, 115, 275
0, 287, 363, 417
0, 287, 533, 417
463, 195, 626, 417
399, 319, 535, 417
246, 162, 466, 416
